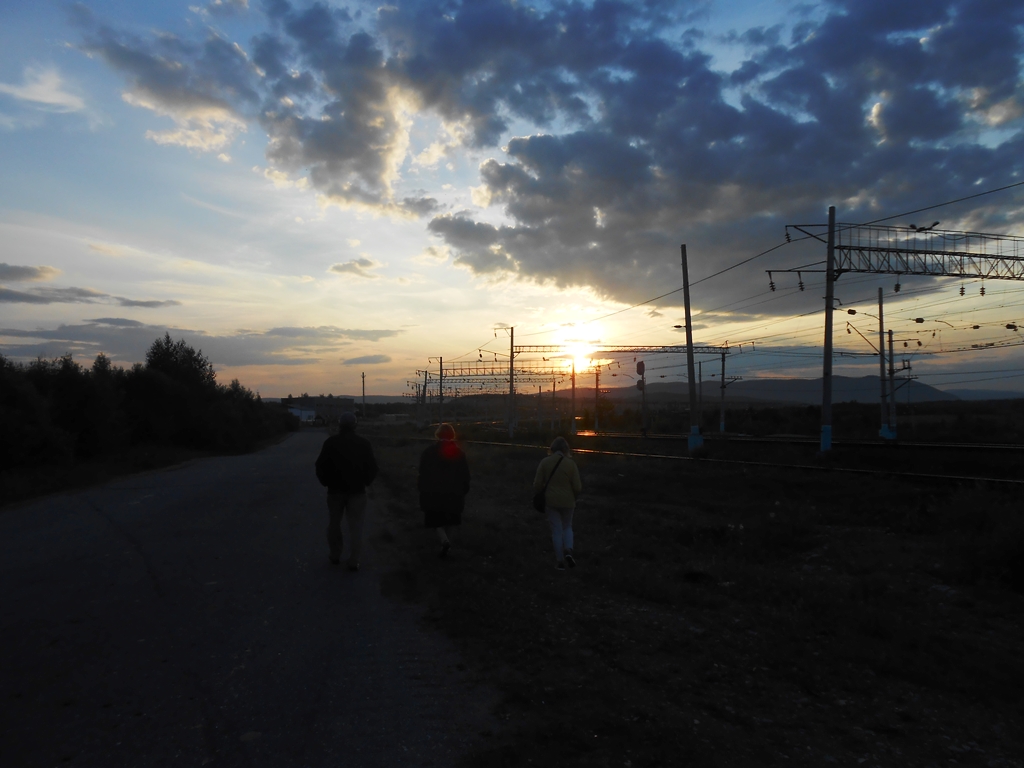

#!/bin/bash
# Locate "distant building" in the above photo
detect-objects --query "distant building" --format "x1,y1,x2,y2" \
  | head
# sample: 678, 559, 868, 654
287, 406, 318, 423
283, 395, 356, 425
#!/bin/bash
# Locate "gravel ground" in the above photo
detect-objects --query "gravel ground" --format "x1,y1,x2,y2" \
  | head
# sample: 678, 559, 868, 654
0, 429, 497, 767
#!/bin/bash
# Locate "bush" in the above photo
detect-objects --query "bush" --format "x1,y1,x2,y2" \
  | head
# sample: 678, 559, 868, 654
0, 337, 299, 500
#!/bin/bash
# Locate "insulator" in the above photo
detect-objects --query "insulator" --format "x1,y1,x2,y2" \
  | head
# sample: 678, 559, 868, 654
798, 272, 804, 291
785, 230, 791, 243
903, 341, 908, 347
959, 285, 965, 296
980, 286, 986, 296
894, 282, 901, 293
768, 271, 775, 292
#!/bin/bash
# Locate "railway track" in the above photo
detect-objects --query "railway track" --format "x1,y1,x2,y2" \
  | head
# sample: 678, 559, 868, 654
404, 435, 1024, 486
573, 430, 1024, 452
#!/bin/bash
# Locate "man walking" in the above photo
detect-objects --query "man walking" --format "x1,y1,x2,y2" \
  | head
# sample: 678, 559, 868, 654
315, 412, 378, 571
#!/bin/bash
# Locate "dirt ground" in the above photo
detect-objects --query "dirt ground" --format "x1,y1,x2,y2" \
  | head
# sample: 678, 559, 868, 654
371, 431, 1024, 768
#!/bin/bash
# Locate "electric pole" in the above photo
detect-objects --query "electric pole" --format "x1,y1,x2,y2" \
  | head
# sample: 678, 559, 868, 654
698, 360, 703, 430
551, 378, 556, 431
681, 244, 702, 451
637, 359, 647, 437
508, 327, 515, 438
888, 329, 898, 437
820, 205, 837, 452
361, 371, 366, 416
438, 356, 443, 424
570, 359, 576, 435
594, 367, 600, 432
878, 287, 893, 439
719, 349, 727, 433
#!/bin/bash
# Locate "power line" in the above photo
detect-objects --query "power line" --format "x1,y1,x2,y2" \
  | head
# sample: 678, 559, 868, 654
505, 180, 1024, 354
859, 179, 1024, 227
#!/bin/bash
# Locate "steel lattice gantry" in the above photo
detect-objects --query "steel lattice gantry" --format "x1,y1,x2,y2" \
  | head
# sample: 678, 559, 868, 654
783, 214, 1024, 452
786, 223, 1024, 280
514, 344, 730, 356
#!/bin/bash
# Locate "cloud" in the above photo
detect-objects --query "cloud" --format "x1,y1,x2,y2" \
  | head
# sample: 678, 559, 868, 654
0, 285, 180, 306
412, 244, 450, 265
0, 321, 403, 367
82, 0, 1024, 308
329, 258, 381, 278
87, 317, 146, 326
82, 23, 258, 152
205, 0, 249, 17
117, 298, 182, 308
0, 68, 85, 112
0, 263, 60, 282
342, 354, 391, 365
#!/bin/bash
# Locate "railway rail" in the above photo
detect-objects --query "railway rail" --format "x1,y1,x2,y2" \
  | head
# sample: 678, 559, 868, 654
404, 436, 1024, 487
573, 430, 1024, 453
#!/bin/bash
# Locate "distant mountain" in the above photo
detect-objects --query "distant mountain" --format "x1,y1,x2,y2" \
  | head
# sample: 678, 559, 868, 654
941, 388, 1024, 401
264, 395, 409, 404
600, 376, 957, 406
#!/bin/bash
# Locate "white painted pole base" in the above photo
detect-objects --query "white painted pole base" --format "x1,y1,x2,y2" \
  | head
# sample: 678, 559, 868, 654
820, 425, 832, 452
688, 426, 704, 451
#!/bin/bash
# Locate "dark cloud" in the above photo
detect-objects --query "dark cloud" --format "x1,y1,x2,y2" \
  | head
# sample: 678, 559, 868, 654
0, 285, 181, 307
117, 298, 182, 308
83, 0, 1024, 308
0, 263, 60, 282
87, 317, 146, 326
0, 320, 403, 366
420, 0, 1024, 306
205, 0, 250, 17
342, 354, 391, 365
329, 258, 380, 278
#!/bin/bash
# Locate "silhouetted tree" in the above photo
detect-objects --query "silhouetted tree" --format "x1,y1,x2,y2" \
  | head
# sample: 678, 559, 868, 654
145, 333, 216, 389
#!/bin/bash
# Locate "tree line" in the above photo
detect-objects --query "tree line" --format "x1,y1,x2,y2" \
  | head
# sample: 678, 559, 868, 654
1, 333, 298, 476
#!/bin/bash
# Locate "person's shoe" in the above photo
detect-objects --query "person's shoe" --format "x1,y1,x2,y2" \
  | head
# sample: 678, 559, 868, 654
556, 561, 566, 570
564, 553, 576, 569
439, 540, 451, 559
329, 555, 340, 565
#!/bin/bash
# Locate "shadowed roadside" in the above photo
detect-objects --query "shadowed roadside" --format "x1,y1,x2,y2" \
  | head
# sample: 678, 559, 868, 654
0, 429, 496, 767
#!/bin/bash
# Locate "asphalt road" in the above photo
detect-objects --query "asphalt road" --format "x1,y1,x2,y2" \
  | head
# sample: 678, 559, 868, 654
0, 430, 495, 767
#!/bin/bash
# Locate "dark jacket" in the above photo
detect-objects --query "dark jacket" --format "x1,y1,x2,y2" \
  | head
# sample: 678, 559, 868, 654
315, 430, 378, 494
418, 441, 470, 527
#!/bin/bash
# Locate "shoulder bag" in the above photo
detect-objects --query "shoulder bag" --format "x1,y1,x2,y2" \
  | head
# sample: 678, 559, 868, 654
532, 455, 564, 513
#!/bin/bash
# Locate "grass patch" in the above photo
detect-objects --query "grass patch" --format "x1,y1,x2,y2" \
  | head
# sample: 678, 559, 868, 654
374, 435, 1024, 767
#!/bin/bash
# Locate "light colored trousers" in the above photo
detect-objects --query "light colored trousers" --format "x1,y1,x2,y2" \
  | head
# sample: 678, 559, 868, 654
326, 491, 368, 564
545, 505, 575, 562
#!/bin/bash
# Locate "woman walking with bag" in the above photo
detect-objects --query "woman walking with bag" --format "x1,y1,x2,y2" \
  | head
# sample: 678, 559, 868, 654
533, 436, 582, 570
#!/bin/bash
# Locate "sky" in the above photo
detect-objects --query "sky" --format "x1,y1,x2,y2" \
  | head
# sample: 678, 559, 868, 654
2, 0, 1024, 397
